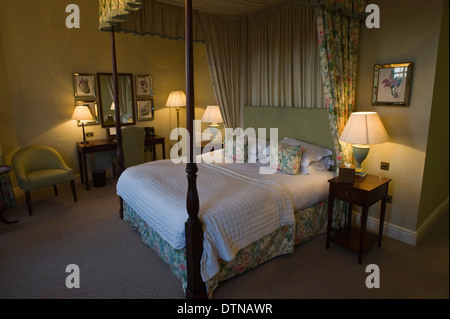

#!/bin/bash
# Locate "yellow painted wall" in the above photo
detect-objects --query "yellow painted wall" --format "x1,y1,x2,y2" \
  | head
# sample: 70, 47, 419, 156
356, 0, 445, 232
0, 0, 217, 186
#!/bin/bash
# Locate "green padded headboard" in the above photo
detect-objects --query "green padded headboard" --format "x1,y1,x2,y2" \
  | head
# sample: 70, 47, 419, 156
243, 106, 335, 161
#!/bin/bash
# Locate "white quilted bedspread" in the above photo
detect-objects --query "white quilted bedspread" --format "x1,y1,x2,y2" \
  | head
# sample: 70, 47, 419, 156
116, 160, 295, 281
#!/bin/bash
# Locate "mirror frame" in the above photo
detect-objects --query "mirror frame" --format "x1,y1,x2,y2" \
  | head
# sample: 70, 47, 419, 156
97, 73, 136, 128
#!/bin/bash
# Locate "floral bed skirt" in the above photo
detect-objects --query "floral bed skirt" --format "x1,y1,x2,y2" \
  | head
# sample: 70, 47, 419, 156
123, 200, 345, 298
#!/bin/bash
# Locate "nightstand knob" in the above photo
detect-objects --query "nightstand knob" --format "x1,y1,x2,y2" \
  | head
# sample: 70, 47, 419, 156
345, 192, 349, 197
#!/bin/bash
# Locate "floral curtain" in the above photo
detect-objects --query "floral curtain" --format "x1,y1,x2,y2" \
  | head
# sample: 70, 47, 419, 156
316, 0, 365, 167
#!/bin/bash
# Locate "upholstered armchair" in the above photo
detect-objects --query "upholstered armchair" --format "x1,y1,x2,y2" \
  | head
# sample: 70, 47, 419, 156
112, 127, 145, 178
12, 145, 77, 215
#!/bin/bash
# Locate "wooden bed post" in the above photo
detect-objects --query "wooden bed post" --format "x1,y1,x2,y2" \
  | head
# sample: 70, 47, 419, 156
111, 27, 125, 219
184, 0, 207, 299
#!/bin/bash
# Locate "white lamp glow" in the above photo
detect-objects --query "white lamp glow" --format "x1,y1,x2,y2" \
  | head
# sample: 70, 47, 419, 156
72, 106, 94, 144
201, 105, 223, 142
166, 91, 186, 129
339, 112, 389, 177
166, 91, 186, 145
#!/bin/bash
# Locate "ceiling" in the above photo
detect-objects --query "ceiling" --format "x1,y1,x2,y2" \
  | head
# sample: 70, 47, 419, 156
155, 0, 287, 16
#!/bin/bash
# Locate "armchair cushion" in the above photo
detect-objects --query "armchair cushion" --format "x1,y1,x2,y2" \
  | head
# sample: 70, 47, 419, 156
27, 169, 74, 190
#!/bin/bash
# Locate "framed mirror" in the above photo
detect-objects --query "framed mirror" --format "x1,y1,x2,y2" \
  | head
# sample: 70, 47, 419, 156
97, 73, 136, 128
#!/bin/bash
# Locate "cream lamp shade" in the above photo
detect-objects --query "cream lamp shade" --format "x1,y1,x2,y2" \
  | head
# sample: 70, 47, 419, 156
165, 91, 186, 108
72, 106, 94, 144
72, 106, 94, 122
201, 105, 223, 127
339, 112, 389, 177
340, 112, 390, 145
166, 91, 186, 146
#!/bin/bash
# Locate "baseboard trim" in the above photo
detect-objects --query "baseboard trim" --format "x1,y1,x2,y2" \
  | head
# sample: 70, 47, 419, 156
352, 197, 449, 246
365, 215, 417, 246
351, 212, 416, 246
415, 198, 449, 245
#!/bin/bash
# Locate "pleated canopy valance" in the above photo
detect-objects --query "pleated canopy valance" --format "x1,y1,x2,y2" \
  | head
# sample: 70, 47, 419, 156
99, 0, 368, 35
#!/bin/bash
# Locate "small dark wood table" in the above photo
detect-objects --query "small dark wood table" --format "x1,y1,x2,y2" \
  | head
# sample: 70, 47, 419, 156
145, 135, 166, 161
77, 136, 166, 190
326, 174, 391, 264
77, 139, 117, 191
0, 166, 19, 224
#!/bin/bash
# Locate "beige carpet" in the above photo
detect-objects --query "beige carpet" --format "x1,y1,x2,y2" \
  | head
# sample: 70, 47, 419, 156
0, 178, 448, 299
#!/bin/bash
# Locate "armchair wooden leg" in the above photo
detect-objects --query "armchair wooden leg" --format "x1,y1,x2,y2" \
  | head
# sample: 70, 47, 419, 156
25, 191, 32, 215
53, 185, 58, 197
71, 180, 77, 202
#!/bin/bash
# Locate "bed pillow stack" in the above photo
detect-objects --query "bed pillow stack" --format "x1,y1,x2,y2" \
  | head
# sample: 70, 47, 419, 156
259, 137, 334, 175
280, 137, 334, 174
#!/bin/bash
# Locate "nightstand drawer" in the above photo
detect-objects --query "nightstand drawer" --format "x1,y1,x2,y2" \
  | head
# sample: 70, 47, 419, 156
333, 186, 364, 205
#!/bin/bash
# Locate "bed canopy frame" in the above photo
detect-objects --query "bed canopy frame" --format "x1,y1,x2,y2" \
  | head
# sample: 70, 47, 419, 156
100, 0, 366, 299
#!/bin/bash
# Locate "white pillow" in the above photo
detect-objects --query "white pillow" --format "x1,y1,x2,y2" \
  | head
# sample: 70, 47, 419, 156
280, 137, 333, 168
301, 156, 335, 175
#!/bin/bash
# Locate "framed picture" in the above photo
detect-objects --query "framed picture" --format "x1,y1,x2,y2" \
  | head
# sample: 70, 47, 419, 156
75, 100, 99, 126
73, 73, 97, 98
135, 75, 153, 97
372, 62, 413, 106
136, 99, 154, 121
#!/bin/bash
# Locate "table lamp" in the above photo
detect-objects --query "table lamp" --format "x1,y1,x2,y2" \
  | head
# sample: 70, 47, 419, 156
339, 112, 389, 177
166, 91, 186, 141
201, 105, 223, 142
72, 105, 94, 144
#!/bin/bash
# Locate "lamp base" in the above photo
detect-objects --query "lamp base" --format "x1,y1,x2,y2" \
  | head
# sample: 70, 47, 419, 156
353, 144, 370, 178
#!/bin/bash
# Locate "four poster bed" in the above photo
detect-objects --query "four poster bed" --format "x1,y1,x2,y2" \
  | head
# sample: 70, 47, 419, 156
100, 0, 365, 299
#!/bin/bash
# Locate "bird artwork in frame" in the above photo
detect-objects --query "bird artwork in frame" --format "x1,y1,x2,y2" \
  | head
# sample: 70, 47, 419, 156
372, 62, 413, 106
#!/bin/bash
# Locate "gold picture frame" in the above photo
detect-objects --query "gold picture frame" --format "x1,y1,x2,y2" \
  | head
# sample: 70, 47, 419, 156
372, 62, 413, 106
136, 99, 154, 121
135, 75, 153, 98
73, 73, 97, 98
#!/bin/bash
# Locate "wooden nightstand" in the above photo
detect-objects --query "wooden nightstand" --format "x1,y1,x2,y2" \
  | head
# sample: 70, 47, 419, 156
326, 174, 391, 264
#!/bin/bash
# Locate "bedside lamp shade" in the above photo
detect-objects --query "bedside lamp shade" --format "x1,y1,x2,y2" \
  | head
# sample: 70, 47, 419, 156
340, 112, 389, 177
202, 105, 223, 142
72, 106, 94, 144
72, 106, 94, 122
201, 105, 223, 127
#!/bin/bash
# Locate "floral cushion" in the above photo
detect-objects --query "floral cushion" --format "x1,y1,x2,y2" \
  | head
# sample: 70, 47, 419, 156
269, 142, 304, 175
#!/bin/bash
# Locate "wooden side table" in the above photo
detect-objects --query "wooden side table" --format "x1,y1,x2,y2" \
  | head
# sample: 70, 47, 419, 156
77, 139, 117, 191
326, 174, 391, 264
0, 166, 19, 224
77, 136, 166, 190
